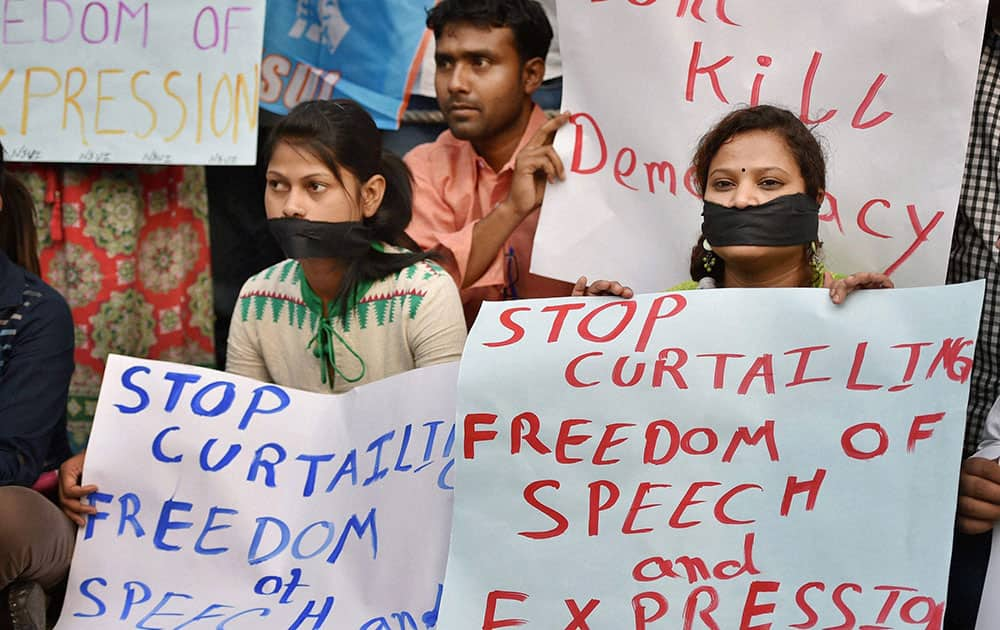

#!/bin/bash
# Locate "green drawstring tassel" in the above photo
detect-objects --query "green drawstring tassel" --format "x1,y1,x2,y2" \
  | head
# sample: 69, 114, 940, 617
296, 263, 372, 389
307, 315, 366, 388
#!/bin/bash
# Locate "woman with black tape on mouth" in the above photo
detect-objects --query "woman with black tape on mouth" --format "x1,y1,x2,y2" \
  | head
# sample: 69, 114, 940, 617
677, 104, 892, 301
225, 98, 468, 392
572, 105, 893, 301
57, 100, 468, 532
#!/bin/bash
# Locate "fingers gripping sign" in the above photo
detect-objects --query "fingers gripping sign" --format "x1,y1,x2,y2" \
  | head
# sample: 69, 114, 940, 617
958, 457, 1000, 535
572, 276, 635, 299
59, 450, 98, 527
508, 112, 573, 218
826, 271, 895, 305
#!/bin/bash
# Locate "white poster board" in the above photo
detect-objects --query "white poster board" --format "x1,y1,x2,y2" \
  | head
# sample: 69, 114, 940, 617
57, 356, 457, 629
440, 282, 983, 627
0, 1, 265, 165
535, 1, 987, 290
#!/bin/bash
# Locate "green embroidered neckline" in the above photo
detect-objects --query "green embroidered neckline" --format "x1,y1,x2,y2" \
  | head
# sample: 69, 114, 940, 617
297, 259, 377, 389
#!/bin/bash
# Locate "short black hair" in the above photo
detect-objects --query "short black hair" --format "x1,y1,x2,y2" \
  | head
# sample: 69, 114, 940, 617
426, 0, 553, 63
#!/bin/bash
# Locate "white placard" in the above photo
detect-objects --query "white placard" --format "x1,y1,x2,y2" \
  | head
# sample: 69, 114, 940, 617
440, 282, 984, 627
535, 0, 987, 290
57, 356, 457, 629
0, 1, 265, 165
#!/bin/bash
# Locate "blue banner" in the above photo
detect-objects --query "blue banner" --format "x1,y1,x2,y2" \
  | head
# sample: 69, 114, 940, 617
260, 0, 435, 129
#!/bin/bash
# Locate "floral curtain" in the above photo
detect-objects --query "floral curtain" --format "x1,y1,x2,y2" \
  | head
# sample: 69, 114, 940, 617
8, 164, 216, 452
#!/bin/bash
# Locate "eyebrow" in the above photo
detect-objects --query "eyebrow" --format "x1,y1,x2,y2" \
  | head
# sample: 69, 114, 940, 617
265, 171, 331, 179
708, 166, 792, 177
436, 49, 495, 62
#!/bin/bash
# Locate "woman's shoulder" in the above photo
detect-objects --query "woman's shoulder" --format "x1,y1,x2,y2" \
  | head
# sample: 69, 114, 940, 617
364, 250, 459, 321
380, 245, 454, 287
239, 259, 302, 295
234, 260, 307, 328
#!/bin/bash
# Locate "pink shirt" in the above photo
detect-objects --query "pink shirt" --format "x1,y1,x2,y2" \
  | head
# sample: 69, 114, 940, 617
405, 105, 574, 326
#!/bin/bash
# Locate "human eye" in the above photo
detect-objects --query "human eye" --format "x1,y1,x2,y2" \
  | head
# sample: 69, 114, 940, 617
710, 179, 734, 191
266, 179, 288, 192
759, 178, 784, 189
435, 56, 453, 70
307, 181, 328, 193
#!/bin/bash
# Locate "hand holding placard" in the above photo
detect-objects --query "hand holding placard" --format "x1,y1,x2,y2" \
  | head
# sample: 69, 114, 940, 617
439, 283, 983, 627
57, 358, 458, 629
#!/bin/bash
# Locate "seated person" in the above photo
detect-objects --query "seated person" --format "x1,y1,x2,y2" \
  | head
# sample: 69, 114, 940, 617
59, 100, 467, 530
0, 144, 76, 630
574, 105, 893, 301
405, 0, 575, 326
225, 98, 467, 392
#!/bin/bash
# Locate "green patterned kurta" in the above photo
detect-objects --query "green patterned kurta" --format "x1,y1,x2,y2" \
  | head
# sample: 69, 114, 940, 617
226, 252, 466, 394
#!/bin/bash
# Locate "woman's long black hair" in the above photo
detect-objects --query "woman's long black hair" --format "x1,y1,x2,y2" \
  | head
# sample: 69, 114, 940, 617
0, 141, 42, 275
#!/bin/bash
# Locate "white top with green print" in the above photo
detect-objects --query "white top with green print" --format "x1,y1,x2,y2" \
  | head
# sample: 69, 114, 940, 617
226, 253, 466, 394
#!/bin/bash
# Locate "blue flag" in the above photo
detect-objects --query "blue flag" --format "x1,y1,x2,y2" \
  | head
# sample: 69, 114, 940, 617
261, 0, 435, 129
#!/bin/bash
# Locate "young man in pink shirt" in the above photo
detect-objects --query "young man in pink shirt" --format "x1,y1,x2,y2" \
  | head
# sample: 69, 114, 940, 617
404, 0, 576, 327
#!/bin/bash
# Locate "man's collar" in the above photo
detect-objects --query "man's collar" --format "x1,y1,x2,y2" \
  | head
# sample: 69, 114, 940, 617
0, 250, 26, 310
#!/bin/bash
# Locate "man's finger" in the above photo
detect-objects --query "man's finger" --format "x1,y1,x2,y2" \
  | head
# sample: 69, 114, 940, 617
964, 457, 1000, 484
527, 111, 572, 148
958, 516, 995, 535
518, 153, 557, 177
538, 146, 565, 180
572, 276, 588, 297
533, 160, 557, 184
959, 478, 1000, 508
958, 494, 1000, 522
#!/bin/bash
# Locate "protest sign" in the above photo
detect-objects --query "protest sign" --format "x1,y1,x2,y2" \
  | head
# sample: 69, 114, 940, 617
534, 1, 987, 290
260, 0, 434, 130
0, 1, 265, 165
439, 282, 983, 628
57, 356, 457, 629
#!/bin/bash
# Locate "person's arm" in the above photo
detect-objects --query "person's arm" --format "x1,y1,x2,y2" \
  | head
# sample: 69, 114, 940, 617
406, 113, 571, 291
409, 266, 468, 368
406, 148, 508, 293
464, 113, 571, 289
958, 398, 1000, 534
0, 291, 74, 486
